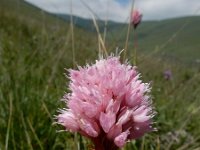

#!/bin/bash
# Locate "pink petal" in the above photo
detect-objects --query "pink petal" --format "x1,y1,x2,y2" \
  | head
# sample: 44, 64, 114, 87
133, 107, 151, 123
117, 109, 132, 125
100, 112, 116, 133
57, 112, 79, 132
114, 130, 130, 148
68, 100, 82, 114
106, 99, 121, 114
107, 124, 122, 139
79, 118, 99, 137
82, 102, 98, 118
133, 111, 150, 123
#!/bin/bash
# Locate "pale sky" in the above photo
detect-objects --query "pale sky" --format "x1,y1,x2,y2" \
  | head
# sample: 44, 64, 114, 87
25, 0, 200, 22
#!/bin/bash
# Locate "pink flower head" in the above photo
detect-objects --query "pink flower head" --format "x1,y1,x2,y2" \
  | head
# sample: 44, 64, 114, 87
57, 56, 155, 150
131, 9, 142, 29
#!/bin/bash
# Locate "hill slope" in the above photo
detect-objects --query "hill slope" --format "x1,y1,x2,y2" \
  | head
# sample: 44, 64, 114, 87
106, 16, 200, 64
51, 13, 200, 64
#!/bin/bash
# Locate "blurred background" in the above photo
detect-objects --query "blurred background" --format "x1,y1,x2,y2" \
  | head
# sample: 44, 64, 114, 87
0, 0, 200, 149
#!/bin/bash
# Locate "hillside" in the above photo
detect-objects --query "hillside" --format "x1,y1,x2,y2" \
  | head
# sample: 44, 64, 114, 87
24, 0, 200, 64
107, 16, 200, 64
51, 13, 200, 64
1, 0, 200, 150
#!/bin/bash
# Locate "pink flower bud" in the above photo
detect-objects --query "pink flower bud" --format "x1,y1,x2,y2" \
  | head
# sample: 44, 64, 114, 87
131, 9, 142, 29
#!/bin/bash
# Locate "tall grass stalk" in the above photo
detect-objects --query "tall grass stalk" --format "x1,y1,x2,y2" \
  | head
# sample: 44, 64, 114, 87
5, 94, 13, 150
91, 14, 108, 57
70, 0, 76, 68
27, 118, 44, 150
80, 0, 108, 57
20, 112, 33, 150
70, 1, 80, 150
123, 0, 135, 61
103, 0, 109, 44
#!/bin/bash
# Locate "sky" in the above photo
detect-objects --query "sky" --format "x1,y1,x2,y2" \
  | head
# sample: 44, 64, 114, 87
25, 0, 200, 22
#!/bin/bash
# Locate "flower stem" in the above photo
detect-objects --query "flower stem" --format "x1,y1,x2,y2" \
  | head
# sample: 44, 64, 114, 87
133, 29, 138, 65
92, 136, 119, 150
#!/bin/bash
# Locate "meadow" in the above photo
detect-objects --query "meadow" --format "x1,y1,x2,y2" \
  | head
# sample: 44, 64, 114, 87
0, 0, 200, 149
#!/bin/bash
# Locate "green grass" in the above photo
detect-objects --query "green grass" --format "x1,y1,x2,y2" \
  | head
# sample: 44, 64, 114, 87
1, 0, 200, 149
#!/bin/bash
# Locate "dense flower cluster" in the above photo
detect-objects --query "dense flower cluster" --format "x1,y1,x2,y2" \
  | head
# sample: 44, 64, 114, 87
57, 56, 154, 150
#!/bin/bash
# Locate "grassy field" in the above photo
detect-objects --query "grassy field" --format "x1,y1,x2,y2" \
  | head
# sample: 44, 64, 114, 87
1, 0, 200, 150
